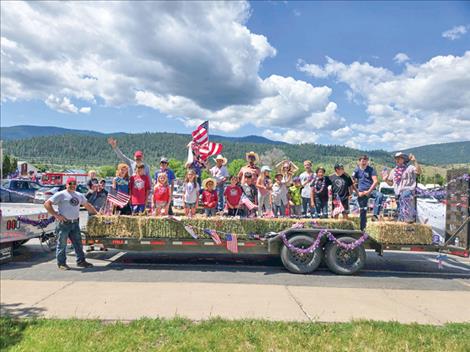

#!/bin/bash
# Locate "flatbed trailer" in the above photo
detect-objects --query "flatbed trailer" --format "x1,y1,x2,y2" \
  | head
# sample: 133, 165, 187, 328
85, 218, 469, 275
0, 203, 56, 263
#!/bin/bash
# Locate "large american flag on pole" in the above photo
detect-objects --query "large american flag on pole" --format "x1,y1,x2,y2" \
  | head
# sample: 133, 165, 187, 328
107, 189, 130, 208
191, 121, 223, 160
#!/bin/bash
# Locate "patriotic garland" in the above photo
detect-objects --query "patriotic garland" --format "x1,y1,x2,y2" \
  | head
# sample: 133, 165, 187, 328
17, 216, 55, 228
279, 222, 368, 255
166, 216, 367, 254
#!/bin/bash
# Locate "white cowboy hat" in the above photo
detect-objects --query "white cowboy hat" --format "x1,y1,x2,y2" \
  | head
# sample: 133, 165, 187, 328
202, 178, 217, 189
213, 154, 228, 165
245, 151, 259, 163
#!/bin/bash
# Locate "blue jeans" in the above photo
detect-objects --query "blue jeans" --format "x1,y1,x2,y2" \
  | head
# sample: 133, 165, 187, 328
56, 222, 85, 266
216, 184, 225, 211
301, 197, 313, 217
274, 203, 286, 217
132, 204, 145, 214
314, 196, 328, 218
358, 190, 384, 230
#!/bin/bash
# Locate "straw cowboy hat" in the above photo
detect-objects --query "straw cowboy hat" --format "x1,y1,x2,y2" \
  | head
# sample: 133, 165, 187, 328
202, 178, 217, 189
213, 154, 228, 165
245, 151, 259, 163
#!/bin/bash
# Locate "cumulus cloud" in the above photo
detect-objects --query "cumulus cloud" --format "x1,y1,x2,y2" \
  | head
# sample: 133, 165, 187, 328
393, 53, 410, 64
1, 1, 339, 136
44, 95, 91, 114
298, 52, 470, 149
262, 129, 318, 144
442, 25, 468, 40
79, 107, 91, 114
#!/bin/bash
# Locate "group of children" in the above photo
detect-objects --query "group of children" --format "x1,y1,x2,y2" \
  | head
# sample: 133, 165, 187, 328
180, 163, 339, 219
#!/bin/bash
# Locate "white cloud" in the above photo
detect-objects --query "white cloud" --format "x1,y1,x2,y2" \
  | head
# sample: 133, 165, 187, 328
262, 129, 318, 144
79, 107, 91, 114
298, 52, 470, 149
331, 126, 352, 139
1, 1, 339, 133
293, 9, 301, 17
393, 53, 410, 64
45, 95, 78, 114
442, 25, 468, 40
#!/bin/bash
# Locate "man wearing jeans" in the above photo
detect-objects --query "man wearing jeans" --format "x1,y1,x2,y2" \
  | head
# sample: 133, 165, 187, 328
44, 177, 97, 270
351, 155, 383, 230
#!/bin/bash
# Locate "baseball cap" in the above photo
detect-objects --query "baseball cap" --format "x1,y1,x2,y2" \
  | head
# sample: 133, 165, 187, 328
160, 157, 168, 163
334, 163, 344, 170
65, 177, 77, 184
134, 150, 143, 158
261, 165, 271, 172
244, 172, 253, 178
293, 176, 301, 182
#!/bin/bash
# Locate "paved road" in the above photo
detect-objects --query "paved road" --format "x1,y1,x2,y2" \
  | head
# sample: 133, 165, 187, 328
2, 238, 469, 291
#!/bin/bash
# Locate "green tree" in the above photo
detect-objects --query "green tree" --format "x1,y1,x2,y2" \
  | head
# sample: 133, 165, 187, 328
168, 159, 185, 179
98, 165, 116, 178
227, 159, 246, 177
2, 154, 11, 175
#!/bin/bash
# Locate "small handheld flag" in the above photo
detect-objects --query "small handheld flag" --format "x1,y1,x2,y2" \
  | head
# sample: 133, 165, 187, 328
226, 233, 238, 253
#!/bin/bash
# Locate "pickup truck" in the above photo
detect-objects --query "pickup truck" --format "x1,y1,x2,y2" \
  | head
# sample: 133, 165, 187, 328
0, 203, 56, 263
1, 179, 44, 203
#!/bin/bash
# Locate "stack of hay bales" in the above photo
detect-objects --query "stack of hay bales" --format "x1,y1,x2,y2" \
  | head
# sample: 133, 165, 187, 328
87, 216, 355, 240
86, 216, 433, 245
365, 221, 432, 245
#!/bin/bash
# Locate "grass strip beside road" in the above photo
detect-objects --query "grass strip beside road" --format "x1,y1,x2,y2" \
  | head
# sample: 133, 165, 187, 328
1, 317, 469, 352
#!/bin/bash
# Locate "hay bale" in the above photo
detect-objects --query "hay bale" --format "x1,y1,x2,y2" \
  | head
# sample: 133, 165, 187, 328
86, 216, 356, 240
366, 221, 432, 245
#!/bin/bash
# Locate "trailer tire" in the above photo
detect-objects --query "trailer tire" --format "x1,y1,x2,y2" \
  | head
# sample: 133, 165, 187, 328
324, 236, 366, 275
12, 240, 29, 250
280, 235, 323, 274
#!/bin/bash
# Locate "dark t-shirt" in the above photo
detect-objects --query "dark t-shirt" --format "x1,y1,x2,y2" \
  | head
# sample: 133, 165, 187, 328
311, 177, 329, 200
352, 165, 377, 192
241, 184, 258, 203
329, 174, 353, 201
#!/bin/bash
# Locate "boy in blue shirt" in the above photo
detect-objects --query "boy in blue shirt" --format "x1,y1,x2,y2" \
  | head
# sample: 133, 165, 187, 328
351, 155, 384, 230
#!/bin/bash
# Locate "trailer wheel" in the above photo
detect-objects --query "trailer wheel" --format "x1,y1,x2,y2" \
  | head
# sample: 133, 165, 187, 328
12, 240, 29, 250
324, 236, 366, 275
280, 235, 323, 274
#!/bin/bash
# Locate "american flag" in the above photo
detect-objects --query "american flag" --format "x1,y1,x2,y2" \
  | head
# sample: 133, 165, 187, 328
225, 233, 238, 253
191, 121, 223, 160
184, 225, 198, 239
240, 194, 257, 210
107, 189, 130, 208
209, 229, 222, 245
331, 196, 345, 217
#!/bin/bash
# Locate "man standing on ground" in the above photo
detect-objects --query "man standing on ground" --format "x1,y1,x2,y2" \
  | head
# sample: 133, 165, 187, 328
210, 155, 229, 212
299, 160, 315, 217
108, 138, 150, 177
155, 157, 176, 215
351, 155, 383, 230
44, 177, 97, 270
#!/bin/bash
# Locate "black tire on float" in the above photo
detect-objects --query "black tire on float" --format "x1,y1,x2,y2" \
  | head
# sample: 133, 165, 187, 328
280, 234, 323, 274
324, 236, 366, 275
12, 239, 29, 250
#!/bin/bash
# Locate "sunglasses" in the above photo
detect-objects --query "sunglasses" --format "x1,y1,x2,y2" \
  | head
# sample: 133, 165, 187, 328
68, 182, 77, 185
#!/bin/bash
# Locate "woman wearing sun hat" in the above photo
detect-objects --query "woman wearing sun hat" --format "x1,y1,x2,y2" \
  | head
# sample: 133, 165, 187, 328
210, 154, 229, 212
238, 151, 261, 185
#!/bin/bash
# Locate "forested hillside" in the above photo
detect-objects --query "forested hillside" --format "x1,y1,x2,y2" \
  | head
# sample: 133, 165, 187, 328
401, 141, 470, 165
3, 132, 392, 168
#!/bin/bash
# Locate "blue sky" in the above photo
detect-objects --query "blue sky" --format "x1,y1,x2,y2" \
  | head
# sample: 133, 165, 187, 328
1, 1, 469, 150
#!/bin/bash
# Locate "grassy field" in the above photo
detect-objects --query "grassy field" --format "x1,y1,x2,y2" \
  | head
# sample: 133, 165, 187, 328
1, 317, 469, 352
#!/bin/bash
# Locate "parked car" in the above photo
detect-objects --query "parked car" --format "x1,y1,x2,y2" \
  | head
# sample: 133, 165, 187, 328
33, 184, 89, 204
0, 179, 44, 203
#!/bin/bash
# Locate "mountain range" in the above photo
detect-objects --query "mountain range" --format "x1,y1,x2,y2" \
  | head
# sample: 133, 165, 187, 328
1, 125, 469, 166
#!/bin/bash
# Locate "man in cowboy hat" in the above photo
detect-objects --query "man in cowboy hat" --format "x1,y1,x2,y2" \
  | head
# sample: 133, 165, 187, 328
210, 154, 229, 212
108, 137, 150, 177
383, 152, 421, 223
238, 151, 261, 185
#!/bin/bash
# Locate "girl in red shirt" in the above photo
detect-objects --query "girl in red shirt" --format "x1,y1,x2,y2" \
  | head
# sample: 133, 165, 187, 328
202, 178, 218, 217
129, 164, 151, 214
153, 173, 170, 216
224, 175, 243, 216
